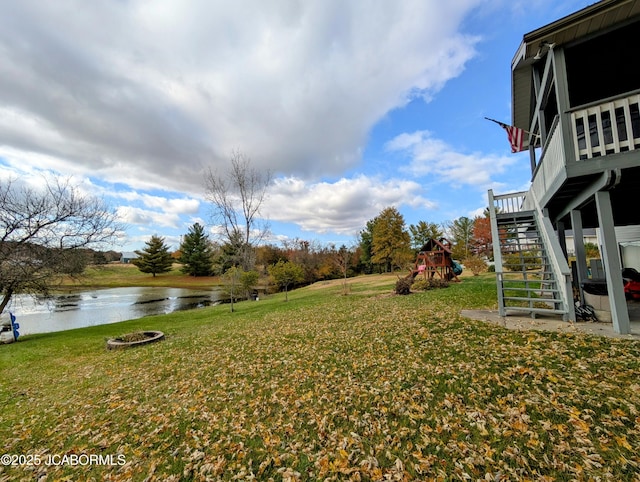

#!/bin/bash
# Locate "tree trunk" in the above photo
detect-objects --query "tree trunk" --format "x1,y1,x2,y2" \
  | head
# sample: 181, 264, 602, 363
0, 288, 14, 316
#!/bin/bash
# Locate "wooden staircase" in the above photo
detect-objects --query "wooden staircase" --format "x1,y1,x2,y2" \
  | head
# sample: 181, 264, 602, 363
489, 190, 575, 321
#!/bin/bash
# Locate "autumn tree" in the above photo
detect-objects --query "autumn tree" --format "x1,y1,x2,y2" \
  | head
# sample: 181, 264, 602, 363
240, 270, 260, 300
268, 260, 304, 301
283, 238, 326, 284
204, 150, 272, 271
409, 220, 444, 251
463, 255, 489, 276
222, 266, 242, 312
371, 207, 412, 272
179, 223, 214, 276
0, 177, 120, 316
472, 212, 493, 258
255, 244, 287, 273
332, 244, 354, 294
132, 235, 173, 277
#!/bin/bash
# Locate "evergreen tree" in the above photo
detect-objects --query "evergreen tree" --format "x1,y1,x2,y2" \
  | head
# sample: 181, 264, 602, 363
449, 216, 475, 259
409, 220, 444, 251
358, 218, 376, 274
132, 235, 173, 277
179, 223, 214, 276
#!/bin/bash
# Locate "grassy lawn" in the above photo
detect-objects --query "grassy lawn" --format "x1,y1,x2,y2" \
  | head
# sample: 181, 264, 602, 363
60, 263, 224, 289
1, 273, 639, 481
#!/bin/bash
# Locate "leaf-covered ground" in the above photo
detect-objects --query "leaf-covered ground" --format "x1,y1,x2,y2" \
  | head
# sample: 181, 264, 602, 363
1, 275, 639, 481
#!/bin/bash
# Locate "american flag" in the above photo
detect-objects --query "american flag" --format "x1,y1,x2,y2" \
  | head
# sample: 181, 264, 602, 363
485, 118, 526, 153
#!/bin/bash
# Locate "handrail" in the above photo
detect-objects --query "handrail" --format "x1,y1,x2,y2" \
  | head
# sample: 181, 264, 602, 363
528, 189, 575, 321
487, 189, 506, 315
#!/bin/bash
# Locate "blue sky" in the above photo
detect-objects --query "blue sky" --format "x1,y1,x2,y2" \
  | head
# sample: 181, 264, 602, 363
0, 0, 593, 252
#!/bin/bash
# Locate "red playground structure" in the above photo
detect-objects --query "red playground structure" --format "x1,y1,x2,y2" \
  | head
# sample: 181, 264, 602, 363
410, 238, 462, 282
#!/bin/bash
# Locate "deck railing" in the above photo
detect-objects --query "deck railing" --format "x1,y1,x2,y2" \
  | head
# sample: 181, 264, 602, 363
522, 91, 640, 211
571, 90, 640, 160
490, 190, 526, 215
527, 117, 564, 211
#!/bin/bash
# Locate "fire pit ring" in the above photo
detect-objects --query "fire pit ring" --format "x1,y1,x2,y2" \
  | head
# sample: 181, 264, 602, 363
106, 330, 165, 350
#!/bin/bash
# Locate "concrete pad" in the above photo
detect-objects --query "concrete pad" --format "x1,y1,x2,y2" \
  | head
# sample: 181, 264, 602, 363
460, 309, 640, 340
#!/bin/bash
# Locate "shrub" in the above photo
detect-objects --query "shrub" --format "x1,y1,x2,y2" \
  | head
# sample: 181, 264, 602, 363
463, 256, 488, 276
411, 277, 449, 291
395, 276, 413, 295
503, 251, 541, 271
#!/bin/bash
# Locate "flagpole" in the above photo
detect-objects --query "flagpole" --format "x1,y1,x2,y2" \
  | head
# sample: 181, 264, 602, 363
484, 117, 540, 138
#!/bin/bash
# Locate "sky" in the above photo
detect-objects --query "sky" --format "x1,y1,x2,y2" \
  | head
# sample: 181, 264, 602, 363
0, 0, 595, 253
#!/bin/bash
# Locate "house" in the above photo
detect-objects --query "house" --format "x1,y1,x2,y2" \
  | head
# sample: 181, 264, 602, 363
488, 0, 640, 334
120, 252, 139, 264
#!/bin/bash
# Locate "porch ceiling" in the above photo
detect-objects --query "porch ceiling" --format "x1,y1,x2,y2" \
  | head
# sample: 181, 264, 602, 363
549, 166, 640, 229
511, 0, 640, 147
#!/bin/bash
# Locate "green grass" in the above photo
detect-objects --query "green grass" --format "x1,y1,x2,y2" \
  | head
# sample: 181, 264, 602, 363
61, 263, 224, 289
1, 273, 639, 481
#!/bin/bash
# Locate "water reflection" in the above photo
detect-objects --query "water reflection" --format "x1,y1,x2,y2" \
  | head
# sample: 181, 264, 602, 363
5, 287, 221, 335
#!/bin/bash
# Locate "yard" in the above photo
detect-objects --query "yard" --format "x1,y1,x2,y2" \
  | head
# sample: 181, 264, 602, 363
1, 273, 639, 481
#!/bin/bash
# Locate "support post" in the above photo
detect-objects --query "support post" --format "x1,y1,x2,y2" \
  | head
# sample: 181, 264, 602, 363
570, 210, 589, 306
557, 220, 568, 258
595, 191, 630, 334
488, 190, 506, 316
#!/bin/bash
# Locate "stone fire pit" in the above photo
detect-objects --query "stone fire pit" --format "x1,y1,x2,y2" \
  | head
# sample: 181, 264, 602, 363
106, 330, 165, 350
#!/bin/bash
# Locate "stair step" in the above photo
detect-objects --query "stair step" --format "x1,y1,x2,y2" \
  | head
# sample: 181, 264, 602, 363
498, 240, 544, 246
502, 306, 568, 315
501, 264, 551, 268
502, 287, 560, 293
503, 296, 562, 302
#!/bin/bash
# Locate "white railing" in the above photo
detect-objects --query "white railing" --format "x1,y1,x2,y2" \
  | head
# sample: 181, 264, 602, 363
526, 118, 565, 211
490, 191, 526, 214
571, 90, 640, 160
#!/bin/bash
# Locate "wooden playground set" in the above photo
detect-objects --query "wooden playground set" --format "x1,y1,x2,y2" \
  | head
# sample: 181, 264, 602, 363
409, 238, 462, 282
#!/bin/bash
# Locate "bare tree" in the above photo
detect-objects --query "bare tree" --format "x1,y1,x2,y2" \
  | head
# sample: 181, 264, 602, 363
331, 243, 354, 295
0, 177, 121, 316
204, 150, 272, 270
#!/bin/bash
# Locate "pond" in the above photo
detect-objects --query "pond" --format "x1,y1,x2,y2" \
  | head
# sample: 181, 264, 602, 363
4, 287, 222, 335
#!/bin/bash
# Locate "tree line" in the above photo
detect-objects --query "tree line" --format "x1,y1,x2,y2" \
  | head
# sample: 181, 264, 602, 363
132, 205, 493, 291
0, 152, 495, 317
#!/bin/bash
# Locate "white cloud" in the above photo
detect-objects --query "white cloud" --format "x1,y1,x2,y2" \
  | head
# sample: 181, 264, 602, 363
266, 175, 436, 235
386, 130, 518, 191
0, 0, 482, 192
116, 206, 181, 230
115, 191, 200, 215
